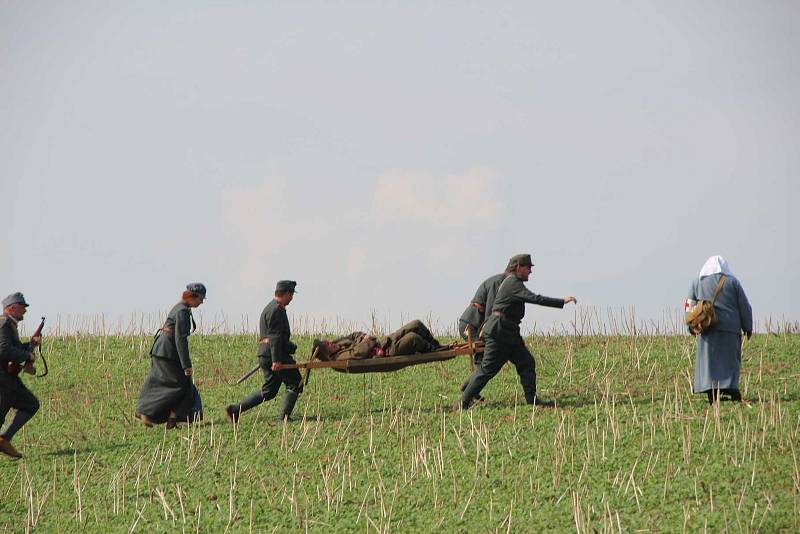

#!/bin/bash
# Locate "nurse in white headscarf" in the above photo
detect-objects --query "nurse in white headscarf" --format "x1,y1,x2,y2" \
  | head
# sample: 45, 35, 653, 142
687, 255, 753, 404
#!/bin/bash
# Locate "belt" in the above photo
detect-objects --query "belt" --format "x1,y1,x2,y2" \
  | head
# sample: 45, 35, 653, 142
492, 311, 507, 318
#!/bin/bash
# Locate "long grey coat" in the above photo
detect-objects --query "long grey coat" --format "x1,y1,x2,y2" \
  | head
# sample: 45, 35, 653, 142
136, 303, 198, 423
688, 273, 753, 393
151, 302, 194, 368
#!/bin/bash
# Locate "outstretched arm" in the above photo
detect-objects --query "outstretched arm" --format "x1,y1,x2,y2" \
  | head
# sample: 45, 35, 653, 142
510, 278, 569, 309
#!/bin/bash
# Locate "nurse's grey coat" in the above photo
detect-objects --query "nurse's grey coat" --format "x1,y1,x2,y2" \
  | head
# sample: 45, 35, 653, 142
687, 273, 753, 393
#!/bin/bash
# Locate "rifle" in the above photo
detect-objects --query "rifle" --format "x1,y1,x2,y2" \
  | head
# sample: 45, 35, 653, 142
236, 363, 261, 384
7, 317, 47, 378
235, 347, 319, 385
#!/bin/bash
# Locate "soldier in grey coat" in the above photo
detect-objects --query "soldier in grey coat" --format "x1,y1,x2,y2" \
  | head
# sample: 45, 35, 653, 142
458, 272, 507, 343
456, 254, 577, 410
458, 271, 509, 394
226, 280, 303, 423
687, 256, 753, 404
136, 283, 206, 427
0, 292, 41, 459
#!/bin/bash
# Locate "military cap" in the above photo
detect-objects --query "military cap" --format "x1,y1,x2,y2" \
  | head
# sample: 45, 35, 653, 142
506, 254, 534, 270
275, 280, 297, 293
186, 283, 207, 298
2, 292, 29, 308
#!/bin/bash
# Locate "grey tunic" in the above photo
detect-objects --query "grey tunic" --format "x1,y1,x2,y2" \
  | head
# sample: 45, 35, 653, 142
688, 274, 753, 393
0, 315, 34, 367
0, 315, 40, 440
458, 273, 506, 339
484, 274, 565, 343
257, 299, 295, 364
150, 302, 194, 369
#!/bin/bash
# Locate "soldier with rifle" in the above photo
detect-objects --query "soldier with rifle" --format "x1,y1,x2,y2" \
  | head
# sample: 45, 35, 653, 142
0, 292, 42, 459
226, 280, 303, 424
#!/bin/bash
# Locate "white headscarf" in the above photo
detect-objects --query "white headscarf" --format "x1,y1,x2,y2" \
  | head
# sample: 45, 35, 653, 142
698, 255, 734, 278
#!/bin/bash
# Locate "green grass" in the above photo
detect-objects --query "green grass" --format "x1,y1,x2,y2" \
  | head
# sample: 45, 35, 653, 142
1, 332, 798, 532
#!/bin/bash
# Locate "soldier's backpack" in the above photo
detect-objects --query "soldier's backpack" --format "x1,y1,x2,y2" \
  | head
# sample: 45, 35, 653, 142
685, 275, 726, 335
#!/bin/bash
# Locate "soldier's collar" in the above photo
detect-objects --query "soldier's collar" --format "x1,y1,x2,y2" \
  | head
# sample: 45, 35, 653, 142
1, 314, 18, 326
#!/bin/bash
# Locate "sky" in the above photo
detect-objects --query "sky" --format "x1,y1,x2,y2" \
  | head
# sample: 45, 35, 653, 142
1, 1, 798, 334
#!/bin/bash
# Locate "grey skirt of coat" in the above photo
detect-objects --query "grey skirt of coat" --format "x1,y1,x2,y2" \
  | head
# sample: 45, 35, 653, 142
136, 357, 199, 423
693, 329, 742, 393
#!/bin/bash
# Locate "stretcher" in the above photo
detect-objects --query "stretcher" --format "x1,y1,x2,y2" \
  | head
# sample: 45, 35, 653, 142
236, 339, 484, 384
276, 340, 484, 374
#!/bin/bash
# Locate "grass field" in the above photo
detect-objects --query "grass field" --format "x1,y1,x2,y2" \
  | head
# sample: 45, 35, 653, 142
1, 330, 798, 532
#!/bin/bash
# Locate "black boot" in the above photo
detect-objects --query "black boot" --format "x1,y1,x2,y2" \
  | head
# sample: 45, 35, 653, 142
452, 399, 472, 412
724, 388, 742, 402
277, 391, 299, 423
530, 397, 555, 408
224, 404, 241, 424
459, 380, 485, 401
0, 410, 34, 441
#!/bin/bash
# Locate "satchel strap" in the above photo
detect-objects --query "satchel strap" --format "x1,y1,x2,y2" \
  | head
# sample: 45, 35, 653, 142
711, 275, 727, 304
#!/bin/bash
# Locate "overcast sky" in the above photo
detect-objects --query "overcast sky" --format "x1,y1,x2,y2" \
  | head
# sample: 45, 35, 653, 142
1, 1, 798, 334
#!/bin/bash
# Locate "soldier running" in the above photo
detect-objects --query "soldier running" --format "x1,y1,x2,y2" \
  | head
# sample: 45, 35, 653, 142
0, 292, 41, 459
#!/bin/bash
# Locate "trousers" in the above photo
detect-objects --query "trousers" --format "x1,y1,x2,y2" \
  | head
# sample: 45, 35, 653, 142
238, 357, 303, 412
0, 372, 40, 440
460, 334, 537, 406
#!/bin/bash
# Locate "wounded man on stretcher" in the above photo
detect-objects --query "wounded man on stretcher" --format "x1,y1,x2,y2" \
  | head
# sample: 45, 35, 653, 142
312, 320, 448, 361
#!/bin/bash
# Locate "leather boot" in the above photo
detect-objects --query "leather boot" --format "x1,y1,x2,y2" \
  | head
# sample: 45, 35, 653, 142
136, 412, 154, 427
0, 437, 22, 459
224, 404, 241, 424
277, 391, 299, 423
530, 397, 555, 408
